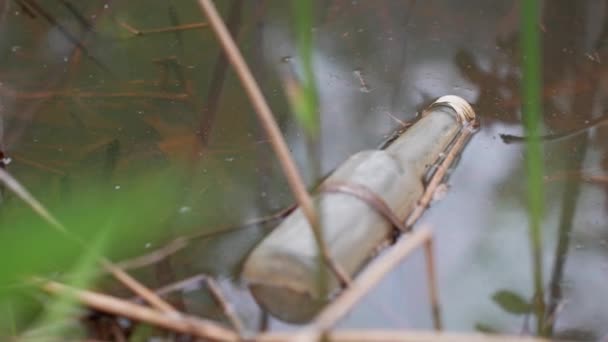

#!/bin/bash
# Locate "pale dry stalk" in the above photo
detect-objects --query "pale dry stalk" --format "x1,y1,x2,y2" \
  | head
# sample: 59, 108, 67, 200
196, 0, 349, 285
302, 227, 434, 337
40, 280, 238, 341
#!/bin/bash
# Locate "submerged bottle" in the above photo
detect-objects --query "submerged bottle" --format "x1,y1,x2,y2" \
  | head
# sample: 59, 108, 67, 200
242, 95, 477, 323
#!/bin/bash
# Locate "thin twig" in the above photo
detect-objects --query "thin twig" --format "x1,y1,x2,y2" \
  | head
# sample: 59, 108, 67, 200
321, 181, 409, 232
115, 205, 295, 271
118, 20, 209, 36
500, 111, 608, 144
384, 111, 412, 129
0, 168, 66, 233
197, 0, 349, 286
100, 261, 178, 316
424, 238, 442, 330
303, 227, 433, 335
116, 237, 190, 270
39, 280, 238, 341
131, 274, 206, 303
206, 277, 245, 334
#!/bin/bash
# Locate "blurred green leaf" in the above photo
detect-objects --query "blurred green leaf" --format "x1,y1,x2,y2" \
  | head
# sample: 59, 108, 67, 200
492, 290, 532, 315
23, 230, 108, 340
0, 167, 182, 287
0, 166, 185, 336
520, 0, 546, 334
289, 0, 319, 136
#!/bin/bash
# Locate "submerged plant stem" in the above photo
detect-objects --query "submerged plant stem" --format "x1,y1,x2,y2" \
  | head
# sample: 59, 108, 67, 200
118, 21, 209, 36
500, 111, 608, 144
520, 0, 546, 335
198, 0, 244, 146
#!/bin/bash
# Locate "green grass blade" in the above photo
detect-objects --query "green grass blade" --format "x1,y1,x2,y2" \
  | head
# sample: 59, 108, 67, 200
520, 0, 546, 335
23, 230, 109, 340
290, 0, 320, 136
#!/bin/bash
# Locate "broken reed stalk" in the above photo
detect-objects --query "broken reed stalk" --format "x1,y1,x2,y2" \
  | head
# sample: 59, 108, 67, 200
196, 0, 349, 285
303, 227, 434, 335
0, 168, 177, 315
40, 280, 238, 341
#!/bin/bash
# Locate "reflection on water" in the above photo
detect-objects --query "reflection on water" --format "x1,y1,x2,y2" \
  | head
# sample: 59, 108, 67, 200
1, 0, 607, 339
262, 2, 608, 338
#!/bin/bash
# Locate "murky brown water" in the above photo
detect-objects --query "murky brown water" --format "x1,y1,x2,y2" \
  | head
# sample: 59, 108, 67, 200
1, 0, 607, 340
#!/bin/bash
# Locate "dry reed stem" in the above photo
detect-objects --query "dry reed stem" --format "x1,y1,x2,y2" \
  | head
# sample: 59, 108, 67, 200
405, 125, 475, 227
424, 238, 442, 331
206, 277, 245, 334
302, 227, 433, 336
0, 168, 177, 315
0, 168, 66, 233
100, 261, 178, 316
118, 20, 209, 36
257, 330, 550, 342
115, 237, 189, 270
40, 280, 239, 341
196, 0, 349, 285
132, 274, 206, 302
